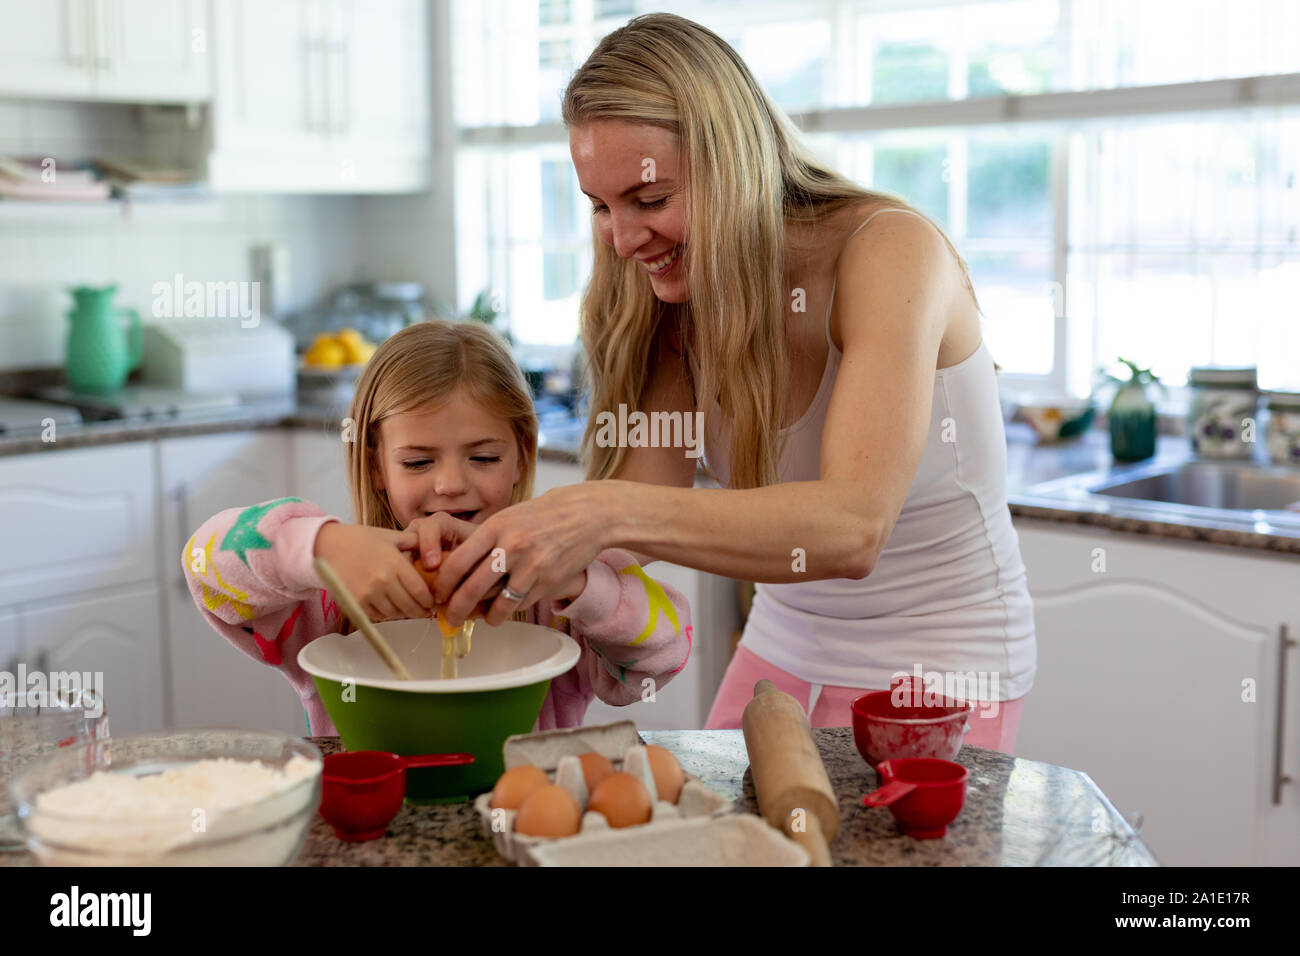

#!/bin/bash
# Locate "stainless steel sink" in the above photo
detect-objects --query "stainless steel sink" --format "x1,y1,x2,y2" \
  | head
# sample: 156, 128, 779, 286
1090, 460, 1300, 512
1021, 457, 1300, 536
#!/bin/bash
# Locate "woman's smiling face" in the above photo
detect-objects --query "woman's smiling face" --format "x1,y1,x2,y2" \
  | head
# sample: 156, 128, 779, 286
373, 389, 522, 528
570, 120, 689, 303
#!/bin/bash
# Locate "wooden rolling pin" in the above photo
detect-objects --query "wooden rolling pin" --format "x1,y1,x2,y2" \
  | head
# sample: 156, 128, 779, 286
742, 679, 839, 866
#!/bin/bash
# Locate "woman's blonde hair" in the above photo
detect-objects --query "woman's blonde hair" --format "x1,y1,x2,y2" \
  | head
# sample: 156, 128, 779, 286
563, 12, 979, 489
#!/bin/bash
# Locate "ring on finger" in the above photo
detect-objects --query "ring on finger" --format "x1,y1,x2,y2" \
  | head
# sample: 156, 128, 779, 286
501, 583, 528, 603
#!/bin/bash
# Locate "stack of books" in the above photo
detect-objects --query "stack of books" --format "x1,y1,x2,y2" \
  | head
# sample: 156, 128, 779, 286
0, 155, 112, 201
95, 157, 209, 201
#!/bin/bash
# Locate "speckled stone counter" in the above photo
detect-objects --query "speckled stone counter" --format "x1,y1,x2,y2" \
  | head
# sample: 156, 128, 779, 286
0, 401, 585, 463
288, 728, 1157, 867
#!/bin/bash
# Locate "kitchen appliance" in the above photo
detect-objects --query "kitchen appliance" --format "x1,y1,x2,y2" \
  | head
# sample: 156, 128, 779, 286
0, 397, 82, 437
140, 316, 295, 398
64, 285, 141, 393
741, 680, 839, 867
37, 384, 241, 422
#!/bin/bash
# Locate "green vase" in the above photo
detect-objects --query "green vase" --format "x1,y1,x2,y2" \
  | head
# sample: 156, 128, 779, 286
65, 285, 141, 393
1109, 384, 1156, 461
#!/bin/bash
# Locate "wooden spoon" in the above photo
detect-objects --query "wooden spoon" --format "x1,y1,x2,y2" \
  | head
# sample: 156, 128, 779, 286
313, 557, 413, 681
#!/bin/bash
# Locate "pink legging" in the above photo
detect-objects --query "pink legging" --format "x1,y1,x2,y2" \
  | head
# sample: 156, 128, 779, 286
705, 644, 1025, 755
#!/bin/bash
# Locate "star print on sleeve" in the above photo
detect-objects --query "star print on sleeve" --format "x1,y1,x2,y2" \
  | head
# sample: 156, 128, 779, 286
220, 497, 302, 566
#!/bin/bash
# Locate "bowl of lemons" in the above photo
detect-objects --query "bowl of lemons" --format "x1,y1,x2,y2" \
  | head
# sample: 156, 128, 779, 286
298, 328, 377, 406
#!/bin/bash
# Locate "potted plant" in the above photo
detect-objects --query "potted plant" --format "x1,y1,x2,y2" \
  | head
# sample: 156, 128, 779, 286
1096, 357, 1165, 462
464, 289, 513, 347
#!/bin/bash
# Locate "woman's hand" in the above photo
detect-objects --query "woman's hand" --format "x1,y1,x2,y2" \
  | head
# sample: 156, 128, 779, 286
312, 522, 432, 622
431, 484, 608, 628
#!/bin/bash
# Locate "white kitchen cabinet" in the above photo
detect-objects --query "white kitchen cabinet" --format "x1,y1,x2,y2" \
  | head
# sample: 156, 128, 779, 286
289, 426, 354, 521
159, 431, 307, 735
0, 0, 209, 102
0, 443, 157, 607
335, 0, 429, 165
1013, 519, 1299, 866
16, 585, 166, 736
0, 609, 17, 683
0, 0, 96, 98
208, 0, 429, 193
89, 0, 211, 102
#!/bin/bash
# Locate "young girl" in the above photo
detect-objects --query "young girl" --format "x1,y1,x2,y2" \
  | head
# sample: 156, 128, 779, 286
182, 319, 692, 736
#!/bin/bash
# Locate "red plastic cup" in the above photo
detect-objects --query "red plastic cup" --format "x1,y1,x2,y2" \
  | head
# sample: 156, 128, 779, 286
850, 676, 973, 768
861, 757, 969, 839
320, 751, 475, 841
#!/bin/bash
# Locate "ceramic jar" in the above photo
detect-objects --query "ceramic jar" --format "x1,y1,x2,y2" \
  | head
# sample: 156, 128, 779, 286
1266, 391, 1300, 466
1187, 366, 1259, 459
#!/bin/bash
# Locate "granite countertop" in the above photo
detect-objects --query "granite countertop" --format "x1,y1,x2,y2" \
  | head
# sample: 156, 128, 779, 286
284, 728, 1155, 867
4, 389, 1296, 553
0, 399, 586, 464
0, 730, 1155, 869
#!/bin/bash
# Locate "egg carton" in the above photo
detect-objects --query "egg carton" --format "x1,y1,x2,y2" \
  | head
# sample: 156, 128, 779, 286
523, 813, 810, 867
472, 720, 734, 864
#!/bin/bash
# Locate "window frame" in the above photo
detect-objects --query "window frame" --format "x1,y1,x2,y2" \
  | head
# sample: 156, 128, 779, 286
451, 0, 1300, 396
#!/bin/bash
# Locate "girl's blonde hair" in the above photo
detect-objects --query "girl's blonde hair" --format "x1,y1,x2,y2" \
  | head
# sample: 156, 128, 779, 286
339, 319, 537, 627
346, 319, 537, 527
563, 12, 979, 490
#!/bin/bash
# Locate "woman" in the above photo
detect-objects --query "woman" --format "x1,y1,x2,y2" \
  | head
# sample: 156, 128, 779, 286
429, 13, 1035, 752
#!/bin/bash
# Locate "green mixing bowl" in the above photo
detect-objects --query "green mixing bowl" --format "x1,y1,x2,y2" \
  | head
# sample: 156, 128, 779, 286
298, 619, 579, 804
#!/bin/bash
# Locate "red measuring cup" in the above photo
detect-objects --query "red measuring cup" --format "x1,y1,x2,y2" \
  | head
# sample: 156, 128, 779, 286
861, 757, 969, 839
320, 751, 475, 841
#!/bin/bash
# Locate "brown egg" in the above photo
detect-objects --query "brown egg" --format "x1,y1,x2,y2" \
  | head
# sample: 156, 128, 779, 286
645, 744, 685, 804
515, 784, 582, 837
490, 765, 549, 810
577, 752, 615, 792
588, 772, 653, 828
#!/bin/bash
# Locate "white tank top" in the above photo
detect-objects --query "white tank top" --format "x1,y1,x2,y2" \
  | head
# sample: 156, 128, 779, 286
699, 208, 1036, 699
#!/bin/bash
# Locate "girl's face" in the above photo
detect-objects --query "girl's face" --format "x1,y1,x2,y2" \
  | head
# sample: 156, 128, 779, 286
373, 389, 523, 529
570, 120, 689, 303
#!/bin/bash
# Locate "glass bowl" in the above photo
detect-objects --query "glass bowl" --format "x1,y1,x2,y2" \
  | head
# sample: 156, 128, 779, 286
12, 729, 321, 866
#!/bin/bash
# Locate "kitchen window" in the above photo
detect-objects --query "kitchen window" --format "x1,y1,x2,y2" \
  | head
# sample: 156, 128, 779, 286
452, 0, 1300, 393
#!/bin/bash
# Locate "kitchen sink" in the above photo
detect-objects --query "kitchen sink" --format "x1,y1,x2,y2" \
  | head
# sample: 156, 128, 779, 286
1089, 460, 1300, 512
1022, 457, 1300, 536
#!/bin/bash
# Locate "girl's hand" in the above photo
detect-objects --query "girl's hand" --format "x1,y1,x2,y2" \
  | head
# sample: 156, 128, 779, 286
432, 484, 607, 628
405, 512, 481, 573
313, 522, 432, 622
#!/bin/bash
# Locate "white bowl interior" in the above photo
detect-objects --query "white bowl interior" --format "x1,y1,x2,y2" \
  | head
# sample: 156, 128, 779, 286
298, 617, 580, 693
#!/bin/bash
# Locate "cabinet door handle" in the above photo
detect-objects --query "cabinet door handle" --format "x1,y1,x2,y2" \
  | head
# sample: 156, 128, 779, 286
1274, 623, 1297, 805
330, 41, 349, 134
65, 0, 88, 67
175, 482, 191, 594
92, 0, 111, 70
302, 39, 327, 132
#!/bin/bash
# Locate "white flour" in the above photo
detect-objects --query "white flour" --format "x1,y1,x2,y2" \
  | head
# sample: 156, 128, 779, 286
28, 755, 320, 864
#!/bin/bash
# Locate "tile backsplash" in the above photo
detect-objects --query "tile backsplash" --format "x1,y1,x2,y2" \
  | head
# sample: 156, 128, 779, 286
0, 99, 451, 371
